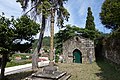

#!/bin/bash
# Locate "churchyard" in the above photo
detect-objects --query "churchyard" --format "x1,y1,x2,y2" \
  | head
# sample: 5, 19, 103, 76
5, 60, 120, 80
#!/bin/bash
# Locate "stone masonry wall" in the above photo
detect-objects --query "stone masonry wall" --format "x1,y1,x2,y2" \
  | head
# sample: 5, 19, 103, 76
103, 38, 120, 65
63, 36, 95, 63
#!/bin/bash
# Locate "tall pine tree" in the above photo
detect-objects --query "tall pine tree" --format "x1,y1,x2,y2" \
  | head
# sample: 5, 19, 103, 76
85, 7, 95, 30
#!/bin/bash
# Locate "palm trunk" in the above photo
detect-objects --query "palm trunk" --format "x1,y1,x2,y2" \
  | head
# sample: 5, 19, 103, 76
32, 14, 46, 70
0, 54, 8, 79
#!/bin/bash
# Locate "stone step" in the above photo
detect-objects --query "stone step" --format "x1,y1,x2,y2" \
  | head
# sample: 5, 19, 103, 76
32, 71, 67, 80
58, 73, 71, 80
24, 72, 71, 80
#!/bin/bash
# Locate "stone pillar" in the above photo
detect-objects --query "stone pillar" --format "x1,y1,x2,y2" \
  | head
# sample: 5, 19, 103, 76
50, 8, 55, 66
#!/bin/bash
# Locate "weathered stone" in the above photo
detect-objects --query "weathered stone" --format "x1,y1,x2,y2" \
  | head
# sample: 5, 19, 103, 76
25, 71, 70, 80
103, 38, 120, 65
32, 71, 66, 79
43, 66, 57, 74
27, 65, 71, 80
63, 36, 95, 63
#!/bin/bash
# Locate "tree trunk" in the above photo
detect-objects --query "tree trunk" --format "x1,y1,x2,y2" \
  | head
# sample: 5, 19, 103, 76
32, 48, 38, 70
32, 15, 46, 70
37, 15, 46, 53
0, 54, 8, 79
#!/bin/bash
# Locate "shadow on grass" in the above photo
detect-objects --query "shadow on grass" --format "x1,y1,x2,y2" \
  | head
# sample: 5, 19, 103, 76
96, 59, 120, 80
0, 70, 35, 80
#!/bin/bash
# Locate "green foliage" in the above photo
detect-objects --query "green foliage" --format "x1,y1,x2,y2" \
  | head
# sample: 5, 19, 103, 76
100, 0, 120, 30
16, 0, 51, 18
17, 0, 70, 28
95, 27, 120, 60
104, 27, 120, 51
39, 36, 50, 53
16, 0, 70, 54
55, 25, 74, 54
13, 15, 40, 42
37, 1, 51, 18
54, 25, 101, 54
42, 36, 50, 47
55, 54, 59, 63
0, 14, 16, 79
43, 46, 49, 53
10, 15, 40, 53
57, 6, 70, 27
55, 49, 60, 63
0, 14, 40, 78
85, 7, 95, 31
12, 43, 32, 53
11, 53, 31, 60
6, 60, 31, 67
31, 39, 38, 53
6, 53, 32, 67
99, 0, 120, 58
0, 15, 14, 55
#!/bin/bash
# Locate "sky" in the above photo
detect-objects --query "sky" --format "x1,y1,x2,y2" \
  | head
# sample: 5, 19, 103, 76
0, 0, 110, 38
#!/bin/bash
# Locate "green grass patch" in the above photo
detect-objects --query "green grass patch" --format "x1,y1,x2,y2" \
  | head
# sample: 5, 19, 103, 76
6, 53, 32, 67
96, 60, 120, 80
57, 60, 120, 80
6, 60, 31, 67
3, 60, 120, 80
11, 53, 31, 60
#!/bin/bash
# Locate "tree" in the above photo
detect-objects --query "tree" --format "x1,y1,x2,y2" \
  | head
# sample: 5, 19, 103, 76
14, 15, 40, 70
12, 15, 39, 53
13, 15, 40, 43
0, 14, 14, 79
85, 7, 95, 31
54, 25, 78, 54
16, 0, 70, 69
100, 0, 120, 30
0, 14, 39, 79
54, 25, 101, 54
16, 0, 69, 52
16, 0, 51, 58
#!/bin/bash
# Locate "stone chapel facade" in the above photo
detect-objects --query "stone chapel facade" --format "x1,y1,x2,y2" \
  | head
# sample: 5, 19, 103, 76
63, 36, 95, 63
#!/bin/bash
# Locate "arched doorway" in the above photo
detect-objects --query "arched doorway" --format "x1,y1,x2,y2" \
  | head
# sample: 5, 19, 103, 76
73, 49, 82, 63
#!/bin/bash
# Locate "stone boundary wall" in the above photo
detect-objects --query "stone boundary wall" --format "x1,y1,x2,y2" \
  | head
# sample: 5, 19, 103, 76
103, 38, 120, 65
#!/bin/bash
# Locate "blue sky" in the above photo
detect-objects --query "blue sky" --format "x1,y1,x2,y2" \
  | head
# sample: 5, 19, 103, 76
64, 0, 110, 32
0, 0, 110, 37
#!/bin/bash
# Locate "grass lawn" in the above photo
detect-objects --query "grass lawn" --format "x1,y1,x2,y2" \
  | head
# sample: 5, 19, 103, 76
57, 61, 120, 80
5, 60, 120, 80
5, 53, 32, 67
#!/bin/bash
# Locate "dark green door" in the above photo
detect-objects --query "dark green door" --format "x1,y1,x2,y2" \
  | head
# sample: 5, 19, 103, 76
73, 50, 82, 63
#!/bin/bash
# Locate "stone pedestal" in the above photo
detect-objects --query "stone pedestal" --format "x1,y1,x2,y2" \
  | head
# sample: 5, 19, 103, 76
26, 65, 71, 80
43, 66, 57, 74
